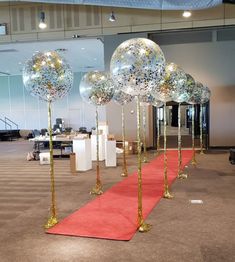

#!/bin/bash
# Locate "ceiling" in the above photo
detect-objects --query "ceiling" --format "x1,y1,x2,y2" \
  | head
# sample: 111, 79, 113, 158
11, 0, 223, 10
0, 38, 104, 76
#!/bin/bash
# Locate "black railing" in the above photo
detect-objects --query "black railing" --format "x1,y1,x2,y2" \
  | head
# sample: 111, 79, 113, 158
5, 117, 18, 129
0, 118, 12, 130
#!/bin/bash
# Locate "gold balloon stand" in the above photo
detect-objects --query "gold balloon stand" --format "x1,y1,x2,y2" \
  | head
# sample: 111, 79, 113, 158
200, 104, 204, 155
163, 102, 173, 199
142, 105, 149, 163
136, 96, 151, 232
191, 105, 197, 166
90, 106, 103, 195
177, 103, 187, 179
156, 107, 161, 155
121, 106, 128, 177
44, 100, 58, 229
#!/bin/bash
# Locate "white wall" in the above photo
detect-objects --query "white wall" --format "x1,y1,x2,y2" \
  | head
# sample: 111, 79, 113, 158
160, 41, 235, 147
0, 73, 106, 131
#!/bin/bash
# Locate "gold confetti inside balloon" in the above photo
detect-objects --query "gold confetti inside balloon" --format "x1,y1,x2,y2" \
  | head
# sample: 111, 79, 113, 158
113, 89, 134, 106
22, 51, 73, 102
110, 38, 166, 96
154, 62, 187, 103
79, 71, 114, 106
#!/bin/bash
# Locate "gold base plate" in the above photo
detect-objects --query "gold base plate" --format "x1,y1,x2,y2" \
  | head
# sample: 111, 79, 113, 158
121, 172, 128, 177
44, 216, 58, 229
90, 185, 103, 195
138, 222, 152, 233
163, 190, 174, 199
142, 158, 149, 163
177, 173, 188, 179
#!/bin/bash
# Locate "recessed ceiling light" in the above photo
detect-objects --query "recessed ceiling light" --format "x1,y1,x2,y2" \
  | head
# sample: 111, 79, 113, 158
94, 58, 97, 61
81, 47, 85, 50
183, 10, 192, 18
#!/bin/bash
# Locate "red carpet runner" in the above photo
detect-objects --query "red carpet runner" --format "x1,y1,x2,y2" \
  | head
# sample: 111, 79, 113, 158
47, 150, 192, 240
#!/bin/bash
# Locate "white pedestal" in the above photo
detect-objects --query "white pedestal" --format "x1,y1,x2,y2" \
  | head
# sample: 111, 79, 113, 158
39, 152, 50, 165
73, 139, 92, 171
99, 123, 109, 138
91, 134, 105, 161
105, 140, 117, 167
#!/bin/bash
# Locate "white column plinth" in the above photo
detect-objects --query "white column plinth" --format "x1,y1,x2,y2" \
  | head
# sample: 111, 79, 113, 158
105, 140, 117, 167
73, 139, 92, 171
91, 134, 105, 161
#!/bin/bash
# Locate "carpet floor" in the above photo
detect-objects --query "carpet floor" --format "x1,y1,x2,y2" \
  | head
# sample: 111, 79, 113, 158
0, 141, 234, 262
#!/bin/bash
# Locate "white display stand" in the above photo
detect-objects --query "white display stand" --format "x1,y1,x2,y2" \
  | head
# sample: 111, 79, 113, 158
91, 134, 105, 161
105, 140, 117, 167
73, 139, 92, 171
98, 122, 109, 138
39, 152, 50, 165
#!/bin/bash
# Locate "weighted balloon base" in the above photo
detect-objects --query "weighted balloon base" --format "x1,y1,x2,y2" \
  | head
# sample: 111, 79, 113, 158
138, 222, 152, 233
177, 172, 188, 179
191, 159, 197, 167
163, 190, 174, 199
90, 184, 103, 195
44, 216, 58, 229
200, 151, 204, 155
121, 172, 128, 177
142, 157, 149, 163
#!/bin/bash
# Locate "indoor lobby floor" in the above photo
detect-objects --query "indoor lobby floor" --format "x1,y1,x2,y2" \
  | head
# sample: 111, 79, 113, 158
0, 141, 234, 262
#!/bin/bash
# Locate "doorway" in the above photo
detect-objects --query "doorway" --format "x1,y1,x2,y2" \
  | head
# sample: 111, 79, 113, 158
153, 102, 209, 149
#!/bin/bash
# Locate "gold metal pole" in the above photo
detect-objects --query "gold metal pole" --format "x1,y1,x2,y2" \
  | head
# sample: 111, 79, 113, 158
200, 104, 204, 155
121, 106, 128, 177
177, 103, 187, 179
90, 106, 103, 195
157, 108, 161, 155
44, 100, 58, 229
163, 102, 173, 199
142, 105, 149, 163
191, 105, 197, 166
137, 96, 151, 232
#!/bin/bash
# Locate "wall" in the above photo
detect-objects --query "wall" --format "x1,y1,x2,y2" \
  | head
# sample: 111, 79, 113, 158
159, 41, 235, 147
0, 72, 106, 131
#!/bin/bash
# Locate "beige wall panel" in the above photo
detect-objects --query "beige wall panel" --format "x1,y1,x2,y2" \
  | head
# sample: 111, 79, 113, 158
75, 5, 89, 28
162, 10, 192, 23
102, 7, 161, 27
11, 33, 38, 41
192, 6, 224, 20
0, 6, 10, 24
225, 18, 235, 26
0, 35, 12, 43
37, 30, 65, 40
225, 4, 235, 18
103, 26, 131, 35
131, 23, 161, 33
64, 28, 102, 38
162, 21, 193, 30
192, 19, 224, 28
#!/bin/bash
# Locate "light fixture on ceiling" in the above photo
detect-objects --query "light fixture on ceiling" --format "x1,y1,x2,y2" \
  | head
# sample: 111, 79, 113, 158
182, 10, 192, 18
109, 11, 116, 22
39, 11, 47, 29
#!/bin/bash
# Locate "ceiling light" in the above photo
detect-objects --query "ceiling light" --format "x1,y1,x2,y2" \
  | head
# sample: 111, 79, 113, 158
39, 11, 47, 29
182, 10, 192, 18
109, 11, 116, 22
